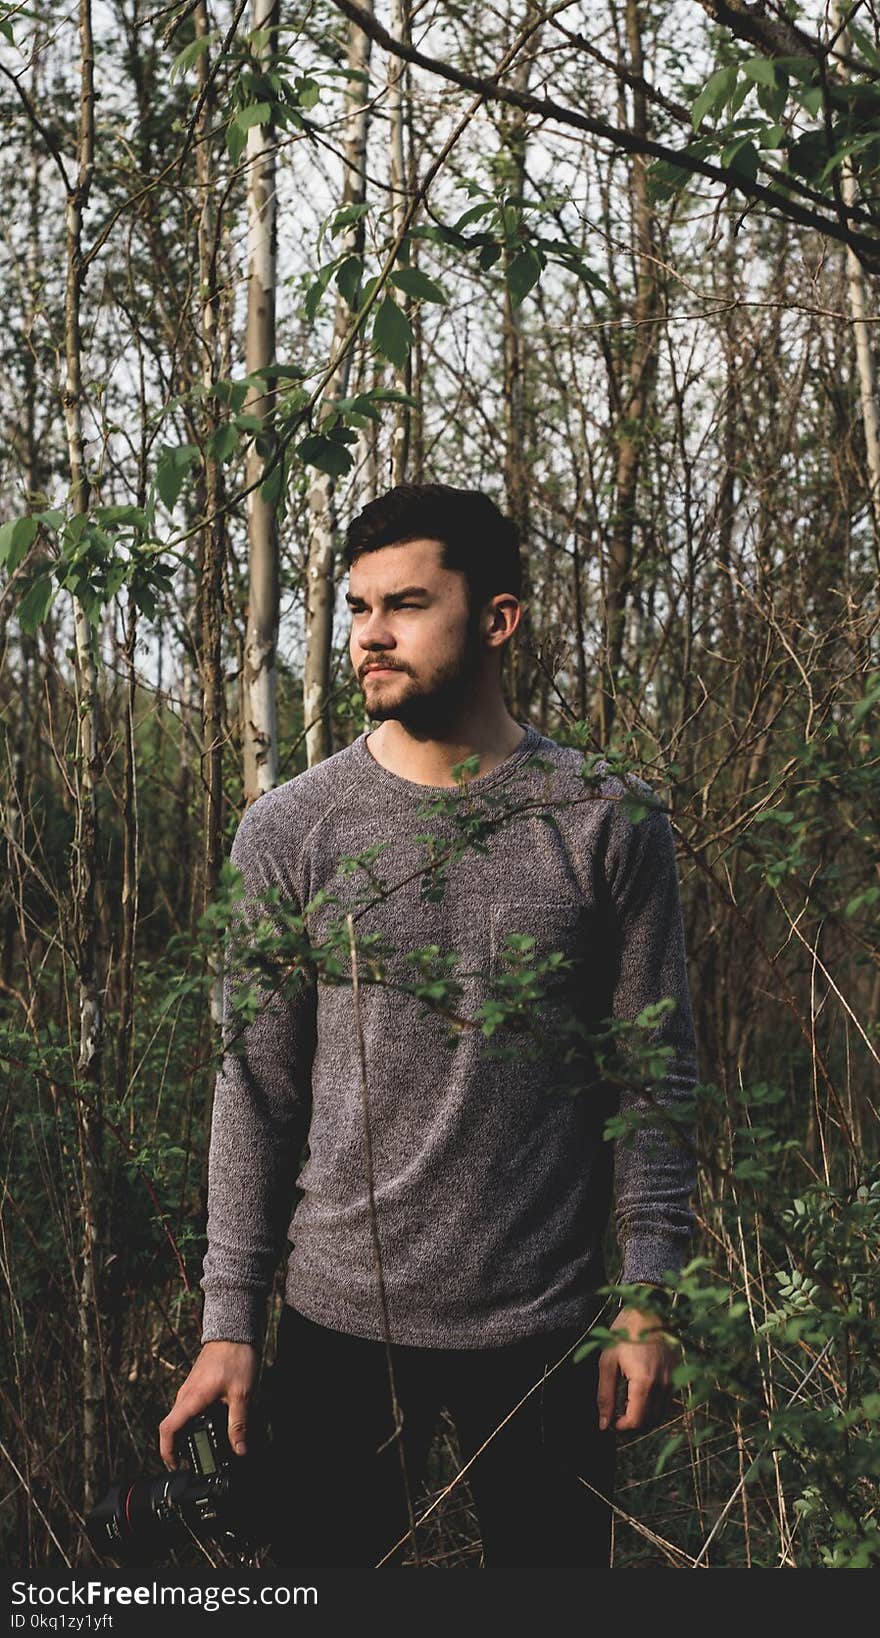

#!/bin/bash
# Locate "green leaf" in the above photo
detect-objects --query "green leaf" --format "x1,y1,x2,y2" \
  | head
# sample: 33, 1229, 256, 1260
817, 129, 880, 183
296, 433, 355, 478
390, 267, 447, 304
238, 100, 272, 131
17, 574, 55, 633
0, 515, 38, 569
155, 445, 199, 512
729, 76, 753, 117
330, 202, 371, 236
303, 262, 335, 323
295, 75, 320, 110
227, 122, 246, 165
169, 34, 210, 84
797, 85, 824, 118
742, 56, 777, 88
410, 222, 467, 251
227, 102, 273, 166
758, 122, 786, 149
721, 137, 759, 180
787, 129, 827, 179
756, 79, 788, 122
355, 387, 420, 409
452, 200, 495, 232
334, 395, 381, 424
849, 20, 880, 73
259, 460, 284, 507
646, 156, 693, 204
772, 56, 819, 87
372, 294, 413, 369
208, 423, 238, 462
65, 513, 88, 547
506, 246, 543, 307
133, 581, 157, 619
105, 559, 128, 600
478, 241, 502, 271
252, 363, 307, 382
692, 66, 738, 130
211, 376, 250, 414
93, 505, 147, 528
335, 255, 362, 307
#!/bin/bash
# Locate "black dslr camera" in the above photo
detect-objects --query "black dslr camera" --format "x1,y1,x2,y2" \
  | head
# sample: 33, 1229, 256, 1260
85, 1398, 276, 1564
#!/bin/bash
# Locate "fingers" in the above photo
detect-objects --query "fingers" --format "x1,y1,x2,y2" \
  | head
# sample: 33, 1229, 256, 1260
159, 1391, 203, 1471
597, 1348, 619, 1431
226, 1393, 249, 1457
612, 1370, 652, 1431
597, 1336, 677, 1433
159, 1387, 250, 1470
159, 1344, 258, 1470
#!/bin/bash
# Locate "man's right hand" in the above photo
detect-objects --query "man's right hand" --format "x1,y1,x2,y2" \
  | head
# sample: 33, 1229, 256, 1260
159, 1341, 258, 1470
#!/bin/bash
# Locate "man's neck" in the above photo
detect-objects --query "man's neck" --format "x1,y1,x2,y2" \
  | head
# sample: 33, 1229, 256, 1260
365, 713, 527, 788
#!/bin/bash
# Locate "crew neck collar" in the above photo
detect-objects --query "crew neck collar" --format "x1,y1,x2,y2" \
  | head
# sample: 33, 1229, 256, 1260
351, 721, 541, 797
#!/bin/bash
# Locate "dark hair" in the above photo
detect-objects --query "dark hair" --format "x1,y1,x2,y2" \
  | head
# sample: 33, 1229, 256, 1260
343, 482, 522, 613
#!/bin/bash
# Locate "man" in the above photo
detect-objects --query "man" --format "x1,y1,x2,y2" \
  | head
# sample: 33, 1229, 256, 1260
159, 482, 699, 1569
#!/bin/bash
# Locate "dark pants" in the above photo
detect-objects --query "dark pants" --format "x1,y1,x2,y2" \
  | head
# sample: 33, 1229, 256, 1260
266, 1302, 615, 1569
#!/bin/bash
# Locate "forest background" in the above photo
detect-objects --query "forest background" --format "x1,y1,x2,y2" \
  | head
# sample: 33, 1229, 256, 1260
0, 0, 878, 1572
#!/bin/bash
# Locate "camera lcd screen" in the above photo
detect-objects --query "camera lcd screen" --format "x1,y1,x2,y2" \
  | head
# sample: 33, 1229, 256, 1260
193, 1429, 215, 1472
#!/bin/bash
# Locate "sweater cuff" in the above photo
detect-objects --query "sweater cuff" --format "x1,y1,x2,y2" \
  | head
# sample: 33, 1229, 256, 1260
618, 1237, 687, 1289
200, 1285, 267, 1348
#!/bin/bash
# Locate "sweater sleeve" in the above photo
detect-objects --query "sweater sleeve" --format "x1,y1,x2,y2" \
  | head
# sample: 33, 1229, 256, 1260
199, 800, 317, 1347
601, 781, 699, 1288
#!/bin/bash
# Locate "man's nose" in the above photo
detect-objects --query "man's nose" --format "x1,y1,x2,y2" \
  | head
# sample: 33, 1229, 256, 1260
358, 609, 395, 648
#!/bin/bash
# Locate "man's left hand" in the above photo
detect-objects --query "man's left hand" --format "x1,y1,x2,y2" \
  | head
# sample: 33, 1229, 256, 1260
597, 1304, 678, 1433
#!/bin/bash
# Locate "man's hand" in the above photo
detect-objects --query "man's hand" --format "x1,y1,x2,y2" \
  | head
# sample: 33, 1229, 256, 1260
159, 1340, 258, 1470
597, 1305, 677, 1433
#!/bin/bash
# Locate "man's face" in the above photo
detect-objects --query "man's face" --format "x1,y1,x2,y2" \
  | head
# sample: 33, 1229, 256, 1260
347, 537, 487, 733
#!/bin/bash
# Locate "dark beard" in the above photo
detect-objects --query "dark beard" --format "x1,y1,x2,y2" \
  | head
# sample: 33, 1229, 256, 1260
365, 600, 485, 739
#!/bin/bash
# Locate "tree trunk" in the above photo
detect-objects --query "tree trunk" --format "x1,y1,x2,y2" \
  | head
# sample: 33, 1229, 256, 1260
64, 0, 105, 1517
831, 1, 880, 578
243, 0, 281, 802
303, 3, 373, 767
500, 6, 543, 722
388, 0, 412, 484
597, 0, 661, 746
193, 1, 226, 1033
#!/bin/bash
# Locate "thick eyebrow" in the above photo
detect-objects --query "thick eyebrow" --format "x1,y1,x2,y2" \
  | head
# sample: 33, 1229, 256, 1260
345, 586, 432, 607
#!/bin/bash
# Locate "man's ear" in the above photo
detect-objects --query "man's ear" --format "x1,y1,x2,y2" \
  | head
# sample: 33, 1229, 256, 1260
484, 593, 520, 647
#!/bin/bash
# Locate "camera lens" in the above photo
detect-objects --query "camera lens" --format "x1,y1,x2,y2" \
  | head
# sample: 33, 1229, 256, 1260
86, 1471, 197, 1559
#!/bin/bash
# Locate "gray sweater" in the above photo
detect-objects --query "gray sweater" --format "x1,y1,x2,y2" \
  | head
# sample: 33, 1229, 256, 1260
200, 722, 699, 1349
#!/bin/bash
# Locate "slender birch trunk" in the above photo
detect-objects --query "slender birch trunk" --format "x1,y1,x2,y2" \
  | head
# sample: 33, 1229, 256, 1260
177, 618, 198, 938
597, 0, 661, 745
388, 0, 411, 484
3, 41, 45, 994
831, 1, 880, 577
243, 0, 280, 802
501, 7, 543, 721
406, 61, 424, 481
193, 3, 226, 1031
303, 4, 373, 767
63, 0, 105, 1514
